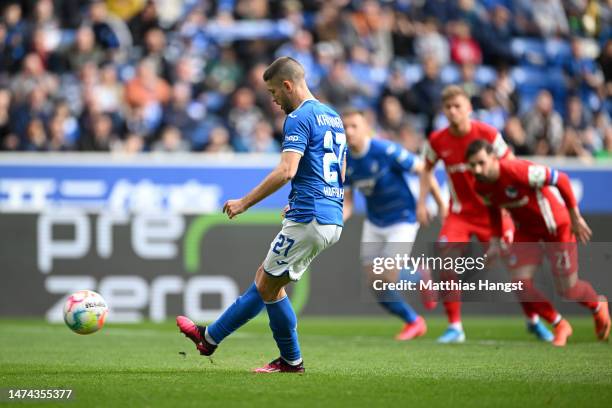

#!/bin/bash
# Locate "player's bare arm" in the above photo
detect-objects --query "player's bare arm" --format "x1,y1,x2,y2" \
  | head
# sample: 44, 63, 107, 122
554, 170, 593, 243
223, 151, 302, 219
569, 207, 592, 243
343, 188, 353, 222
417, 160, 435, 225
413, 161, 447, 221
432, 174, 448, 219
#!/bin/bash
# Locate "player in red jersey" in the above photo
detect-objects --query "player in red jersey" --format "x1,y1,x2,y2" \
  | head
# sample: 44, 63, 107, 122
467, 138, 610, 346
417, 85, 515, 343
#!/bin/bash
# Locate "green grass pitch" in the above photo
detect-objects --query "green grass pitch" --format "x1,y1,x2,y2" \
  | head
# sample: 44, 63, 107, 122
1, 317, 610, 407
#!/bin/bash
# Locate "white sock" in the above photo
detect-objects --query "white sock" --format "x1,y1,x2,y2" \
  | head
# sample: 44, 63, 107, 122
552, 314, 562, 326
528, 315, 539, 324
449, 322, 463, 331
204, 328, 218, 345
282, 356, 303, 366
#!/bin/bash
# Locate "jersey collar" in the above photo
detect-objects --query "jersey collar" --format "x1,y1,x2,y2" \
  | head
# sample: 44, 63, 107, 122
351, 138, 371, 159
292, 98, 317, 113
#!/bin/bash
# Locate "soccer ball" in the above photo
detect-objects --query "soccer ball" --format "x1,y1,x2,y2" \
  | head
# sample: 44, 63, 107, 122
63, 290, 108, 335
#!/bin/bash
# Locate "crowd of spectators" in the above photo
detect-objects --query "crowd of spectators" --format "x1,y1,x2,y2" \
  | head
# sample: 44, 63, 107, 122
0, 0, 610, 160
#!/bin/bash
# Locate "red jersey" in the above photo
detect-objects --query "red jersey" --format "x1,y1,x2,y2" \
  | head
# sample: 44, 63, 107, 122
424, 121, 510, 218
474, 159, 577, 240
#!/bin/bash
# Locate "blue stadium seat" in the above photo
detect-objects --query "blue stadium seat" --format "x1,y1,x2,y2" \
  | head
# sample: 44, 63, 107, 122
512, 37, 572, 67
475, 66, 497, 85
441, 65, 460, 84
511, 38, 547, 66
545, 38, 572, 66
512, 66, 549, 88
512, 66, 568, 115
404, 64, 423, 85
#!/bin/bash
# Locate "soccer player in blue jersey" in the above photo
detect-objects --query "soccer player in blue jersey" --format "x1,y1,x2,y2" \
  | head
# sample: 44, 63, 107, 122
342, 109, 445, 340
177, 57, 346, 373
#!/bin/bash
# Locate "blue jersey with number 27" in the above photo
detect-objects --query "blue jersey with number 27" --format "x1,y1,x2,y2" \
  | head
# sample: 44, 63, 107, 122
282, 99, 346, 227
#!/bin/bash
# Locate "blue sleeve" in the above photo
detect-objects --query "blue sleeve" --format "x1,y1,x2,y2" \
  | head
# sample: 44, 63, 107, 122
386, 143, 418, 173
282, 115, 310, 155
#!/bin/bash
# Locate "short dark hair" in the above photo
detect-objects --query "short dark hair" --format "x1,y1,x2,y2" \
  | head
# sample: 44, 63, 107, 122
263, 56, 304, 82
465, 139, 494, 161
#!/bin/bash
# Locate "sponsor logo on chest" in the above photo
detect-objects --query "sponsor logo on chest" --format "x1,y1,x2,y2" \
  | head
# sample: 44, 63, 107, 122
370, 161, 379, 174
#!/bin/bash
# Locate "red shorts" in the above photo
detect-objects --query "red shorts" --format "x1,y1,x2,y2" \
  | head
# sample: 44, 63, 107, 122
439, 212, 515, 244
435, 214, 514, 294
506, 223, 577, 277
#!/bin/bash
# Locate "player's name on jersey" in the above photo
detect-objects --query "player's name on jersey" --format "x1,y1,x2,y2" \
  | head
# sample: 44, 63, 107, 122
373, 279, 524, 294
323, 186, 344, 198
315, 114, 343, 129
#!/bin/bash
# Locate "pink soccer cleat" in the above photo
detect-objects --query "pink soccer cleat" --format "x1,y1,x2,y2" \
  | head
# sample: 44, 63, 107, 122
594, 296, 610, 341
176, 316, 217, 356
552, 318, 573, 347
395, 316, 427, 341
253, 357, 305, 373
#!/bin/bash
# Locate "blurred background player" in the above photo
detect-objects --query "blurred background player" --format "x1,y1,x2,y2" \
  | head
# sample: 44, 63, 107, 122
177, 57, 346, 373
342, 108, 445, 341
467, 139, 610, 346
417, 85, 515, 343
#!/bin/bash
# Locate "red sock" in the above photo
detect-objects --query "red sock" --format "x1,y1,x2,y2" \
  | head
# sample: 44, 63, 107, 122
514, 279, 560, 324
530, 302, 561, 324
562, 280, 599, 310
518, 301, 537, 321
438, 270, 461, 323
443, 301, 461, 324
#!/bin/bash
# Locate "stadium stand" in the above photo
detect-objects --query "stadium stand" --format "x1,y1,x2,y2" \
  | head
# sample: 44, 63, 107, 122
0, 0, 610, 159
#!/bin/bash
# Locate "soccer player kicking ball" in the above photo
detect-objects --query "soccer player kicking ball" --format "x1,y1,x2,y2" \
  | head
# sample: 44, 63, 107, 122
177, 57, 346, 372
467, 139, 610, 346
417, 85, 519, 344
342, 109, 445, 340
